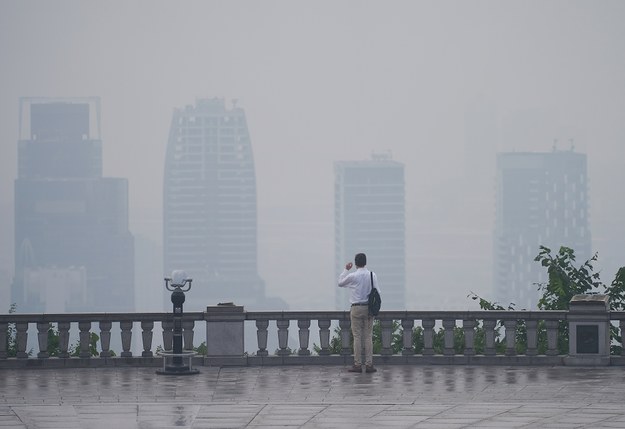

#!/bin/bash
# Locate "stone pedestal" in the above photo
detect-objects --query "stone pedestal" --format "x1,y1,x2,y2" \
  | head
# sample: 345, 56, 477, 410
564, 294, 610, 366
205, 304, 246, 366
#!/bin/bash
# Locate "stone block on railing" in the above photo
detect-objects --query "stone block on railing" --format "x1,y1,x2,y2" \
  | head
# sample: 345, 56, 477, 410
205, 304, 245, 364
565, 294, 610, 366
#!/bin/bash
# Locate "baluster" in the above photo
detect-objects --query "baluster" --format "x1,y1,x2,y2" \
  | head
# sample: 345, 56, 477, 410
16, 322, 28, 359
339, 318, 351, 356
99, 321, 112, 358
545, 320, 559, 356
256, 319, 269, 356
620, 320, 625, 356
37, 322, 50, 358
141, 321, 154, 357
401, 319, 414, 355
120, 320, 133, 357
78, 321, 92, 358
463, 319, 476, 356
297, 319, 311, 356
317, 319, 331, 355
483, 319, 496, 356
58, 322, 70, 358
443, 319, 456, 356
162, 320, 173, 351
0, 322, 7, 359
182, 320, 194, 351
380, 319, 393, 355
526, 320, 538, 356
422, 319, 435, 355
504, 320, 517, 356
277, 319, 290, 356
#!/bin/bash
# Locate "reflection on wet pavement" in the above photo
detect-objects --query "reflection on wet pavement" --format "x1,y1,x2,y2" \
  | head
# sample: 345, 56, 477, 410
1, 365, 625, 428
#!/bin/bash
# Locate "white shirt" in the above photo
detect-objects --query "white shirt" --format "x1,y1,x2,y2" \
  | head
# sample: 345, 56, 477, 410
338, 267, 380, 305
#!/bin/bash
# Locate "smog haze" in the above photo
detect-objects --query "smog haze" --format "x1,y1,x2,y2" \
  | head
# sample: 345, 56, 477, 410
1, 1, 624, 311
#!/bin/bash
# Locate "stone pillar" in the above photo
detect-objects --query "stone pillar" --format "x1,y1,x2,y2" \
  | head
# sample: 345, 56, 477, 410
255, 319, 269, 357
297, 319, 311, 356
162, 320, 173, 351
276, 319, 290, 356
120, 320, 133, 358
504, 320, 517, 356
463, 320, 476, 356
58, 322, 70, 358
422, 319, 435, 356
141, 321, 154, 357
37, 322, 50, 359
565, 294, 610, 366
317, 319, 331, 356
99, 321, 112, 358
525, 320, 538, 356
16, 322, 28, 359
78, 321, 92, 358
443, 319, 456, 356
205, 304, 246, 366
380, 319, 394, 356
182, 320, 195, 351
483, 319, 496, 356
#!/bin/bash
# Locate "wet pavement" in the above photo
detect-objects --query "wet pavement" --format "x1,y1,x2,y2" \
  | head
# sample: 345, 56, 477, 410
1, 365, 625, 428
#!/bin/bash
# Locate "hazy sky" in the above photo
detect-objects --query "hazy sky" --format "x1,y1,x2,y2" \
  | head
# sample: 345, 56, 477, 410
2, 1, 624, 310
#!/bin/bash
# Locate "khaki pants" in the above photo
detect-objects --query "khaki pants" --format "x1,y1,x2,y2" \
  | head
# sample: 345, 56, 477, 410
350, 305, 374, 366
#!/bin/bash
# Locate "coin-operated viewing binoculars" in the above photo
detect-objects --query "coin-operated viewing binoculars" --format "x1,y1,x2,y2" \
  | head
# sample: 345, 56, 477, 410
156, 270, 199, 375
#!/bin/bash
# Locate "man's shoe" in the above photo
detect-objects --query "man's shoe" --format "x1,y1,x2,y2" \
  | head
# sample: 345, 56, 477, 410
348, 365, 362, 373
365, 365, 377, 373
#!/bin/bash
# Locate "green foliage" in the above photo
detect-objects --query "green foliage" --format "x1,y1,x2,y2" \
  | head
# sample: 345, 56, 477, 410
473, 245, 625, 355
194, 341, 207, 356
70, 332, 101, 357
534, 246, 602, 311
4, 304, 33, 357
5, 303, 18, 357
314, 320, 402, 355
373, 320, 403, 354
47, 327, 61, 357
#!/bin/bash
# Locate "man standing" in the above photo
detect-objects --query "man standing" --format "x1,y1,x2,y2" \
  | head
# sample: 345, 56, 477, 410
338, 253, 380, 373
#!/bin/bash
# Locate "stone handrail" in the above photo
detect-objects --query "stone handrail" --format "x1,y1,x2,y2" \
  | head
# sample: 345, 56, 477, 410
0, 312, 203, 364
1, 306, 624, 367
238, 310, 569, 366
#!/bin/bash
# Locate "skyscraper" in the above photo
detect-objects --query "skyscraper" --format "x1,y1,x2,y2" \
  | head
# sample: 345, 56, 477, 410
494, 149, 591, 309
334, 153, 405, 310
12, 98, 134, 312
163, 98, 278, 310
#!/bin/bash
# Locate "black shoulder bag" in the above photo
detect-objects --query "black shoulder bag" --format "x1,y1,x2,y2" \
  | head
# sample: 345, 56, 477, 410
367, 271, 381, 316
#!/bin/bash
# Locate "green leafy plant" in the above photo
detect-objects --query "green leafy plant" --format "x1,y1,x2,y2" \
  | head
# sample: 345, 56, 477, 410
472, 246, 625, 355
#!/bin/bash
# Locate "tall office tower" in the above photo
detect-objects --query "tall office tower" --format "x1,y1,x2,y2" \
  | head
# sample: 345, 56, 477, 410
12, 98, 134, 313
494, 149, 591, 310
164, 98, 276, 310
334, 153, 405, 310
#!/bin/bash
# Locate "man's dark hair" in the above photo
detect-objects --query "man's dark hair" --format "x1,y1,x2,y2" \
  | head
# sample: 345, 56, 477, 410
354, 253, 367, 267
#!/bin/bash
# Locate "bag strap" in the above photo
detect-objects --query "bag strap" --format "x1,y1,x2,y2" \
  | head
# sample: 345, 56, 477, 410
370, 271, 374, 290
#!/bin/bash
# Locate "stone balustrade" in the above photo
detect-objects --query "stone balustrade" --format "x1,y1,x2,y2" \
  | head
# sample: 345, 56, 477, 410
2, 304, 625, 368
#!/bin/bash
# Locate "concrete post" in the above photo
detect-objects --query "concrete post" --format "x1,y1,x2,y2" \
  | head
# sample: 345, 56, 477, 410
205, 304, 246, 366
565, 294, 610, 366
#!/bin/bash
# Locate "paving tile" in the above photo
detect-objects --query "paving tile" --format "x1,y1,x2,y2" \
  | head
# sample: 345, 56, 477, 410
2, 366, 625, 428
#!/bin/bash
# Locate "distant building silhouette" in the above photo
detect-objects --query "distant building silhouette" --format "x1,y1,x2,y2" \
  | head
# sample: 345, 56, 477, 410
12, 98, 134, 312
334, 153, 406, 310
163, 98, 283, 310
494, 149, 591, 309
